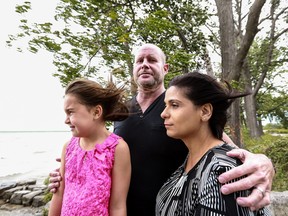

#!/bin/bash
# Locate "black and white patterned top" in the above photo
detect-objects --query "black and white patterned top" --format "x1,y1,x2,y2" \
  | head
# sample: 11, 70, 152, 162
155, 144, 271, 216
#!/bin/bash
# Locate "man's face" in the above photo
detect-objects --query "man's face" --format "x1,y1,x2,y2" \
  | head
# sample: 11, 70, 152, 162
133, 45, 168, 90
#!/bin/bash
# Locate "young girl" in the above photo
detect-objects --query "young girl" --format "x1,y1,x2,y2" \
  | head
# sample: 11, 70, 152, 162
49, 79, 131, 216
156, 72, 271, 215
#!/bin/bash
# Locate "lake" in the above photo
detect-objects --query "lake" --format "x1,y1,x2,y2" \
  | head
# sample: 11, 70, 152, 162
0, 131, 71, 184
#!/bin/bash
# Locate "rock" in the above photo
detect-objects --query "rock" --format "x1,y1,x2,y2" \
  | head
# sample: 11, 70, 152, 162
10, 190, 31, 205
28, 184, 47, 191
16, 179, 37, 186
2, 186, 23, 201
0, 182, 17, 198
22, 190, 43, 206
32, 195, 46, 207
268, 191, 288, 216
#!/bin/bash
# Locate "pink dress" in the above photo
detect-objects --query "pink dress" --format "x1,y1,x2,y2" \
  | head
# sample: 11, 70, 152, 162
61, 133, 121, 216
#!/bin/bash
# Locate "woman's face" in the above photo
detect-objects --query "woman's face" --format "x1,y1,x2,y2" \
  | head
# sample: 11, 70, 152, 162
161, 86, 202, 140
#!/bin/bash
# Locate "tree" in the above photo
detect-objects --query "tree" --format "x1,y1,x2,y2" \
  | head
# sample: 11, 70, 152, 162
212, 0, 288, 144
213, 0, 267, 145
243, 0, 288, 137
7, 0, 209, 93
8, 0, 287, 145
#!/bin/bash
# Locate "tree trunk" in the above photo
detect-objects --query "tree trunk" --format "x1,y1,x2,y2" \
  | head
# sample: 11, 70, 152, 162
230, 99, 243, 147
242, 62, 263, 138
244, 94, 263, 138
215, 0, 266, 146
215, 0, 241, 145
214, 0, 236, 80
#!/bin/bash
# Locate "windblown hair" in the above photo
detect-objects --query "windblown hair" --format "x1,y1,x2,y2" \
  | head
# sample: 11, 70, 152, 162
168, 71, 250, 139
65, 79, 129, 121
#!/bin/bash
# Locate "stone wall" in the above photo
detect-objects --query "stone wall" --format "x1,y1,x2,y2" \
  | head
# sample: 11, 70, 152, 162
268, 191, 288, 216
0, 179, 47, 212
0, 179, 288, 215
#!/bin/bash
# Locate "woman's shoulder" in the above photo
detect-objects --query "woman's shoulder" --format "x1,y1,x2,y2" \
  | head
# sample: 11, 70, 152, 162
209, 144, 242, 170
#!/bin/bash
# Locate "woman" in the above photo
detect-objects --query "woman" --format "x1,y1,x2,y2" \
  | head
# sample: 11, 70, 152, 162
155, 71, 270, 215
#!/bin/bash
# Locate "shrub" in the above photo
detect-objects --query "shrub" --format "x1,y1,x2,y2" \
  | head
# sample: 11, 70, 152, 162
264, 137, 288, 191
243, 130, 288, 191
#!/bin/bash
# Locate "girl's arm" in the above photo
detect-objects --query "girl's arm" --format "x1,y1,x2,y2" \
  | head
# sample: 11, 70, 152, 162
48, 142, 67, 216
109, 139, 131, 216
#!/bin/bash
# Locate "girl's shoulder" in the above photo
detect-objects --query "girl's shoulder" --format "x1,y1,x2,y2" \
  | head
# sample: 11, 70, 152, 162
105, 133, 123, 147
65, 136, 79, 151
112, 134, 130, 155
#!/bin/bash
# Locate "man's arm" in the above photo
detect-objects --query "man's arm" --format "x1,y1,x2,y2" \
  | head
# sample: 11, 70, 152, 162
48, 158, 62, 193
48, 144, 66, 216
218, 148, 274, 211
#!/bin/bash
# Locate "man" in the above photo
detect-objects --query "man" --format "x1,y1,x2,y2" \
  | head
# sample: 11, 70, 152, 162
49, 44, 274, 216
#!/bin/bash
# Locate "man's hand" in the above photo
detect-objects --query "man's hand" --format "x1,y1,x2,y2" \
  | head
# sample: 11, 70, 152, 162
218, 148, 275, 211
48, 158, 62, 193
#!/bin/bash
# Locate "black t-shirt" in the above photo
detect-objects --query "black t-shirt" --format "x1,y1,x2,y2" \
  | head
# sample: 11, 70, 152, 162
114, 92, 188, 216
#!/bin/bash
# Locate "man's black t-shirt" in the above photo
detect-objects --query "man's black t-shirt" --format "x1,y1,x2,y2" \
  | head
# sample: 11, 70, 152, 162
114, 92, 188, 216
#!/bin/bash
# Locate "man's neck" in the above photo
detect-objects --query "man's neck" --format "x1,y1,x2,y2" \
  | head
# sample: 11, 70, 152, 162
136, 86, 165, 112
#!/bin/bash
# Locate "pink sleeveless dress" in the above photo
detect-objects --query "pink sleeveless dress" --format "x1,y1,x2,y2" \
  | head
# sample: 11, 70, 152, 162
61, 133, 121, 216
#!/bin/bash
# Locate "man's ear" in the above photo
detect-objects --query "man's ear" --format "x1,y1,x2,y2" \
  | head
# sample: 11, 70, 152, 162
93, 105, 103, 120
163, 63, 169, 75
201, 103, 213, 121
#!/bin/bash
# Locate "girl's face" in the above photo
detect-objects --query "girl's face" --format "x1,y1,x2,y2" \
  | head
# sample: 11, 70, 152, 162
161, 86, 202, 140
64, 94, 95, 137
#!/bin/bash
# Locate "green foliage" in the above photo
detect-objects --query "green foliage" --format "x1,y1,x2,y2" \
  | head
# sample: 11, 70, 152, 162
264, 123, 285, 130
243, 130, 288, 191
242, 129, 274, 152
265, 137, 288, 191
265, 128, 288, 134
8, 0, 210, 90
43, 208, 49, 216
43, 190, 53, 203
43, 176, 53, 203
259, 93, 288, 129
246, 38, 288, 129
43, 176, 50, 185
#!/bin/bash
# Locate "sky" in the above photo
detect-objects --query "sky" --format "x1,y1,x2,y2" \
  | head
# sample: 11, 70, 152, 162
0, 1, 67, 131
1, 1, 285, 131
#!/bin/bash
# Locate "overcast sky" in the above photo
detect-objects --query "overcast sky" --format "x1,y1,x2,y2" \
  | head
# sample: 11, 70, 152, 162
1, 1, 285, 131
0, 1, 67, 131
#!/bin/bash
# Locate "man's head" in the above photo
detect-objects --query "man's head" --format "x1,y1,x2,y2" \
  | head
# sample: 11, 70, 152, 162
133, 44, 169, 91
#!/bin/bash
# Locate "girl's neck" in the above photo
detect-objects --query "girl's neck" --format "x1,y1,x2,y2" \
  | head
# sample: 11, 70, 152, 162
79, 127, 110, 151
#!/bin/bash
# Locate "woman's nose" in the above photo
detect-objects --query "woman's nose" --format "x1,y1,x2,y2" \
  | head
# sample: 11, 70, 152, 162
161, 108, 168, 119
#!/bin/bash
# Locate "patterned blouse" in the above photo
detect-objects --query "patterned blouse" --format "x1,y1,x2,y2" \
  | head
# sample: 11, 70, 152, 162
155, 144, 271, 216
61, 133, 121, 216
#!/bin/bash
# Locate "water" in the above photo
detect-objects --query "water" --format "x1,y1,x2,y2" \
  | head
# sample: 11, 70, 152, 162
0, 131, 71, 184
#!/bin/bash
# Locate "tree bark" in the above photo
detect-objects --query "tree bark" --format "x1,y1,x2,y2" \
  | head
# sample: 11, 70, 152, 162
215, 0, 267, 145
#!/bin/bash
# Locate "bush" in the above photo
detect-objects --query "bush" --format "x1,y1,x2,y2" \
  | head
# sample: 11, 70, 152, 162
243, 131, 288, 191
265, 128, 288, 134
43, 176, 53, 203
265, 137, 288, 191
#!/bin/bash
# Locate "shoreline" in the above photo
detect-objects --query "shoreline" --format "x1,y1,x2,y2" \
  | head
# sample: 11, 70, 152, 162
0, 173, 48, 186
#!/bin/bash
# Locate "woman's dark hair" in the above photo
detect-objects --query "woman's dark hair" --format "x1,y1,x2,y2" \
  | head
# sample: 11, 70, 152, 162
168, 71, 250, 139
65, 79, 129, 121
